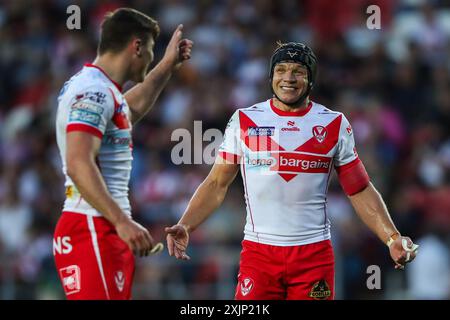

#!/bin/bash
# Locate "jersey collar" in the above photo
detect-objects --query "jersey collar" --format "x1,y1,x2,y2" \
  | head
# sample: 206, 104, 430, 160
84, 63, 123, 92
270, 98, 313, 117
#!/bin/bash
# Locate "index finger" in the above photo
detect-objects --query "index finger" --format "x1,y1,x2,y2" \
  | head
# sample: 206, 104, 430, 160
143, 229, 155, 249
166, 236, 175, 256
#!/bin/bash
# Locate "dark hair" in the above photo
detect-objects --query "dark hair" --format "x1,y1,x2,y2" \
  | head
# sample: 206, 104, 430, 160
98, 8, 160, 55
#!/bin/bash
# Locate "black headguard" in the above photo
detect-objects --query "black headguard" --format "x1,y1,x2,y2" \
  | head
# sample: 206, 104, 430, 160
269, 42, 317, 106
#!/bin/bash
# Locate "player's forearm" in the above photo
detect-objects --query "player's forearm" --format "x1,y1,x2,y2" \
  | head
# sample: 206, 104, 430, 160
67, 158, 128, 227
178, 178, 229, 233
349, 182, 399, 244
125, 58, 174, 124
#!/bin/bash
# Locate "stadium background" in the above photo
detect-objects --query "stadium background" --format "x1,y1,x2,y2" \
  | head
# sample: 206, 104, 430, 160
0, 0, 449, 300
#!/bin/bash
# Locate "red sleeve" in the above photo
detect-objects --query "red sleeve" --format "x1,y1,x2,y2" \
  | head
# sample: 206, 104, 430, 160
335, 158, 370, 196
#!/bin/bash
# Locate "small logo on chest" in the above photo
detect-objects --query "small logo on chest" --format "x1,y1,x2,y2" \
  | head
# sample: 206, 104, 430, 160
281, 121, 300, 132
312, 125, 327, 143
248, 126, 275, 136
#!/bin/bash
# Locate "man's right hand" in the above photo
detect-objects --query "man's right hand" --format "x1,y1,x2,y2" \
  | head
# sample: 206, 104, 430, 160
115, 218, 156, 257
388, 235, 419, 270
165, 224, 190, 260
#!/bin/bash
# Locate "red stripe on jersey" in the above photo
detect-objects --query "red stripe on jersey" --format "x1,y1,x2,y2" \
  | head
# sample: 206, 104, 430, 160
67, 123, 103, 139
335, 158, 370, 196
239, 111, 284, 152
323, 158, 334, 226
241, 158, 256, 232
270, 99, 313, 117
108, 88, 130, 130
278, 173, 297, 182
218, 151, 241, 164
295, 114, 342, 154
270, 152, 332, 174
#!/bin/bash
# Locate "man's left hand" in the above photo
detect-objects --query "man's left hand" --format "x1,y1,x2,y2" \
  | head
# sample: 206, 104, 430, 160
163, 24, 194, 70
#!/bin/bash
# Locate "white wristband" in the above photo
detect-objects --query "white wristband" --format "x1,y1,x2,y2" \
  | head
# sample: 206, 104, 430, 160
386, 237, 395, 248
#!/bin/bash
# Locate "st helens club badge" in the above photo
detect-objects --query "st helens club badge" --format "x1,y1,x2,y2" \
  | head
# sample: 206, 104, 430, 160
312, 125, 328, 143
59, 265, 81, 295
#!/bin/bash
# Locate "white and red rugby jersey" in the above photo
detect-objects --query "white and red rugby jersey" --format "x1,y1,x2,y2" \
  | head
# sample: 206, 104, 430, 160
56, 64, 133, 217
219, 99, 368, 246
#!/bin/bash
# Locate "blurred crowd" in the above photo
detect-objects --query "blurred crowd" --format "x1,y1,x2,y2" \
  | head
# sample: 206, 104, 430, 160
0, 0, 449, 299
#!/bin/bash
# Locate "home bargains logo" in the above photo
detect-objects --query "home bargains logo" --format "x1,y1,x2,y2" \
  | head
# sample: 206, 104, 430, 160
269, 152, 331, 174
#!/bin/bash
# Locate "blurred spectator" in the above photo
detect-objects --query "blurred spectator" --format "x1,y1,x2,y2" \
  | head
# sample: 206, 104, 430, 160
406, 224, 450, 299
0, 168, 31, 254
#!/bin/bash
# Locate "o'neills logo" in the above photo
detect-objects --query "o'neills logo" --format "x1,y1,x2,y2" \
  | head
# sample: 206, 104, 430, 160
281, 127, 300, 132
282, 121, 300, 132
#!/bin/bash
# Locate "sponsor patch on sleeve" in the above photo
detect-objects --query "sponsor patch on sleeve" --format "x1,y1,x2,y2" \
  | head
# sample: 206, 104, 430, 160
71, 100, 104, 114
69, 104, 102, 126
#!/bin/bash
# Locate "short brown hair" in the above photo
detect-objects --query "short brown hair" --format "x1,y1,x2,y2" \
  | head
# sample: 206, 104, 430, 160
98, 8, 160, 55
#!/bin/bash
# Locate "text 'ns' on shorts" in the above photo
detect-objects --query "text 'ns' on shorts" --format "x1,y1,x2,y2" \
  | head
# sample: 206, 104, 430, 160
235, 239, 335, 300
53, 211, 135, 300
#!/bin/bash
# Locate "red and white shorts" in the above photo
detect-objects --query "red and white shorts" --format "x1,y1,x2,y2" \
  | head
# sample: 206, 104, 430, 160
53, 211, 135, 300
235, 239, 335, 300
